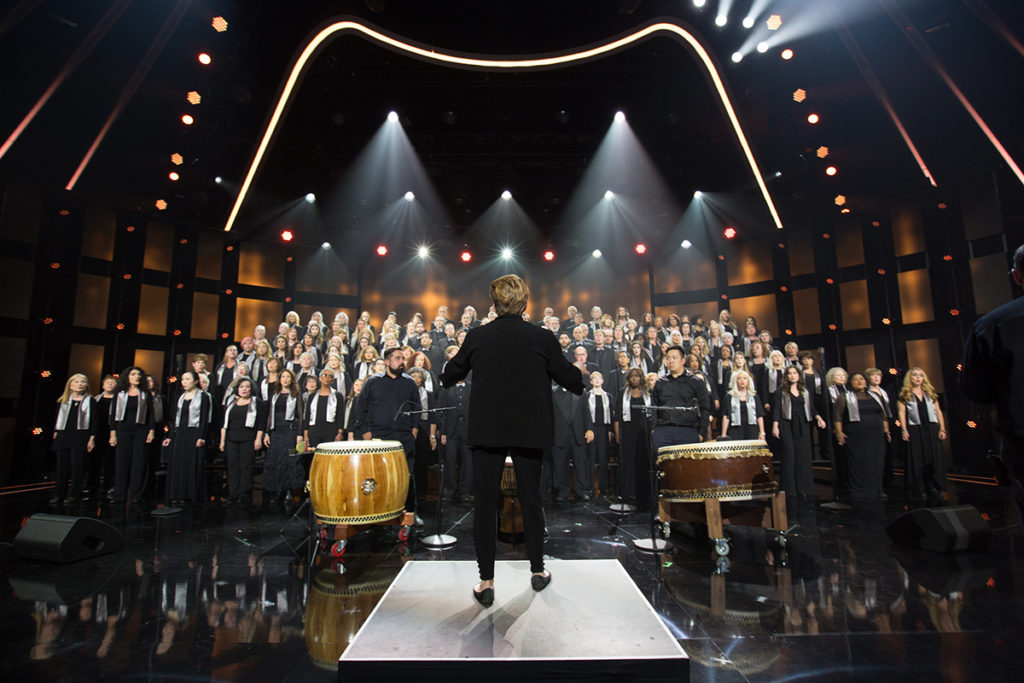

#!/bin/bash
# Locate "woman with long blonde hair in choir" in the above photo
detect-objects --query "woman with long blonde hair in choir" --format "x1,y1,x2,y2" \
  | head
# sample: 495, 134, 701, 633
897, 367, 947, 506
51, 373, 97, 505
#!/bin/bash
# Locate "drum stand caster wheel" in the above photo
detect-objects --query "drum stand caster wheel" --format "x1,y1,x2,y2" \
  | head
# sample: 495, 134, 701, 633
398, 526, 410, 542
714, 555, 730, 573
713, 538, 731, 556
661, 522, 672, 539
331, 559, 347, 574
330, 540, 347, 557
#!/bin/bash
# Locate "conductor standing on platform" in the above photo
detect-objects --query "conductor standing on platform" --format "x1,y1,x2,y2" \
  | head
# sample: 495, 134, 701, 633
441, 274, 584, 607
652, 345, 711, 449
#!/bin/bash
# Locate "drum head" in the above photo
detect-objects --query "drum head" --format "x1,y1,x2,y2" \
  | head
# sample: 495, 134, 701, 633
315, 440, 404, 454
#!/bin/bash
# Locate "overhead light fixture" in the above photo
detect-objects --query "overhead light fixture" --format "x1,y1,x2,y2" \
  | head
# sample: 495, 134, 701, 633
742, 16, 755, 29
404, 191, 415, 202
835, 194, 847, 206
614, 111, 626, 123
681, 239, 693, 249
693, 0, 706, 7
723, 226, 737, 239
460, 250, 472, 262
781, 49, 794, 60
417, 245, 429, 259
592, 249, 603, 259
155, 199, 167, 210
376, 244, 388, 256
181, 114, 194, 125
170, 153, 183, 165
635, 243, 647, 255
168, 171, 180, 181
187, 91, 201, 105
501, 190, 512, 201
387, 111, 399, 123
197, 52, 211, 65
694, 190, 703, 199
305, 193, 316, 203
280, 229, 294, 242
604, 190, 615, 200
826, 166, 837, 176
756, 42, 769, 54
731, 52, 743, 63
211, 17, 228, 32
808, 113, 820, 124
321, 242, 331, 250
817, 146, 829, 158
214, 175, 223, 184
501, 247, 513, 260
543, 249, 555, 261
715, 16, 727, 27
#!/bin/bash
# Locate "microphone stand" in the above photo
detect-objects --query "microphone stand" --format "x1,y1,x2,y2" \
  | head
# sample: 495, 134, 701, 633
632, 405, 695, 553
403, 406, 457, 548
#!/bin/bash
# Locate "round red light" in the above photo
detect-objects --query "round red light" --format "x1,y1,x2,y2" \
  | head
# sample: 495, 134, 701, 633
543, 250, 555, 262
460, 251, 472, 263
723, 226, 737, 239
635, 243, 647, 255
280, 230, 294, 242
376, 245, 388, 256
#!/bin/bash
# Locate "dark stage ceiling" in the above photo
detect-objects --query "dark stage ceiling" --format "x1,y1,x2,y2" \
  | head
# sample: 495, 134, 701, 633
1, 0, 1023, 247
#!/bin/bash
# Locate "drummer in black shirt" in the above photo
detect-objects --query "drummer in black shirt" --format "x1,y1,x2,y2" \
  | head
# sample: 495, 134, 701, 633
651, 345, 711, 449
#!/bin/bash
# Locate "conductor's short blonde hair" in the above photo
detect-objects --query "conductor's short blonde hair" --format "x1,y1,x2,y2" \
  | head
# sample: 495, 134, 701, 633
490, 274, 529, 316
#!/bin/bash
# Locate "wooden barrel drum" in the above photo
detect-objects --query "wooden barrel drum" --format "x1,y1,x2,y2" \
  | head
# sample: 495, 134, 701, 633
657, 439, 777, 503
308, 440, 409, 525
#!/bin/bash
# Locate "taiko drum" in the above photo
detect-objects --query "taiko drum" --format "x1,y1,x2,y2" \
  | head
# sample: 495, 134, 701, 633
657, 439, 778, 502
308, 440, 409, 525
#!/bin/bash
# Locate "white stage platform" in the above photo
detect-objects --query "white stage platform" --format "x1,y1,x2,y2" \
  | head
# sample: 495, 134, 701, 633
338, 558, 689, 681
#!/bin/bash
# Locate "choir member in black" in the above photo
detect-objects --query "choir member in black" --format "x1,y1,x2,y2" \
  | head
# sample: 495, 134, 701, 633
238, 336, 256, 367
250, 340, 272, 385
824, 366, 849, 492
898, 367, 947, 506
92, 374, 118, 499
717, 308, 739, 338
163, 371, 211, 505
606, 350, 631, 399
191, 353, 210, 386
419, 332, 445, 371
262, 368, 305, 506
146, 374, 167, 498
303, 369, 345, 448
407, 367, 438, 504
409, 351, 439, 395
832, 373, 890, 501
351, 347, 422, 521
220, 363, 251, 407
550, 381, 585, 502
219, 377, 266, 504
719, 370, 766, 441
629, 340, 654, 374
651, 346, 712, 449
572, 346, 599, 387
614, 368, 651, 508
580, 371, 615, 502
323, 354, 351, 398
260, 356, 283, 400
213, 346, 241, 405
591, 330, 616, 374
51, 373, 98, 504
440, 377, 472, 502
712, 344, 735, 413
353, 346, 379, 381
109, 367, 156, 504
557, 332, 574, 361
343, 377, 364, 437
771, 366, 827, 499
284, 310, 304, 339
783, 342, 801, 368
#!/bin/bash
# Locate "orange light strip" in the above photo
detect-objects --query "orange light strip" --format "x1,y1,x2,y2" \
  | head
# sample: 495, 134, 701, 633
884, 1, 1024, 187
0, 0, 132, 161
223, 19, 783, 231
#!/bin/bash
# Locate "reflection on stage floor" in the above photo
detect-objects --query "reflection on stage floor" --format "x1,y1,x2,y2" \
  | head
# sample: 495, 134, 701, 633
1, 475, 1023, 682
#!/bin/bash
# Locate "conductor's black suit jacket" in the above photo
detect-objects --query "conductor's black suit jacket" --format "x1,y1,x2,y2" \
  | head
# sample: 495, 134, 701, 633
441, 314, 584, 449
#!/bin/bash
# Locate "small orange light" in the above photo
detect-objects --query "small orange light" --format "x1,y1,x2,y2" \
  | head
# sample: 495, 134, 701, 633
967, 420, 977, 429
460, 250, 472, 263
937, 202, 948, 210
767, 14, 783, 30
126, 225, 135, 232
543, 250, 555, 261
950, 308, 960, 316
828, 323, 837, 330
286, 256, 293, 262
211, 17, 228, 32
168, 376, 177, 383
872, 220, 881, 227
808, 113, 820, 124
176, 283, 184, 289
281, 229, 294, 242
780, 285, 788, 292
376, 244, 388, 256
878, 268, 886, 275
181, 114, 194, 125
225, 289, 232, 295
943, 254, 953, 262
718, 254, 725, 261
169, 171, 179, 181
784, 329, 792, 335
32, 427, 43, 435
723, 226, 737, 239
721, 294, 728, 300
42, 317, 53, 325
826, 166, 837, 176
173, 330, 181, 336
187, 91, 201, 105
986, 577, 995, 588
841, 208, 851, 214
956, 363, 962, 371
123, 273, 132, 280
59, 209, 70, 216
285, 296, 292, 302
225, 245, 234, 251
116, 323, 125, 330
179, 238, 188, 244
793, 88, 807, 103
817, 146, 829, 159
171, 153, 183, 165
835, 194, 846, 206
889, 368, 898, 375
198, 52, 211, 65
882, 318, 892, 325
155, 199, 167, 210
634, 243, 647, 255
40, 370, 51, 378
826, 278, 834, 284
781, 48, 794, 60
822, 233, 831, 239
50, 262, 60, 269
221, 333, 229, 339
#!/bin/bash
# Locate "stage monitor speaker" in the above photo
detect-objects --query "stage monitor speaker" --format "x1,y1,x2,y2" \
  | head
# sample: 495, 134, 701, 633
13, 513, 123, 563
886, 505, 991, 553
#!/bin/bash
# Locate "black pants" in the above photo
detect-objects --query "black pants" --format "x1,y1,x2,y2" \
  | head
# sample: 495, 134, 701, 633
114, 428, 149, 502
589, 425, 611, 495
547, 433, 583, 498
225, 439, 255, 499
473, 447, 545, 581
443, 426, 472, 495
54, 448, 86, 498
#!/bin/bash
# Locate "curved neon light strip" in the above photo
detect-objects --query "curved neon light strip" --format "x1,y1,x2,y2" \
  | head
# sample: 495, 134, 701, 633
223, 20, 783, 231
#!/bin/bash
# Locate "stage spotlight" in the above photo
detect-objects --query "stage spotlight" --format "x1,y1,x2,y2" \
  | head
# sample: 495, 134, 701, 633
404, 191, 415, 201
757, 42, 769, 54
417, 245, 429, 259
501, 247, 513, 260
723, 226, 737, 239
694, 190, 703, 199
634, 243, 647, 255
198, 52, 211, 65
388, 111, 399, 123
592, 249, 603, 259
731, 52, 743, 63
807, 113, 820, 124
305, 193, 316, 203
501, 190, 512, 201
168, 171, 179, 181
376, 244, 388, 256
826, 166, 837, 176
460, 250, 472, 263
543, 249, 555, 262
715, 16, 727, 27
604, 190, 615, 200
775, 171, 783, 177
214, 176, 223, 184
781, 48, 794, 60
681, 239, 693, 249
181, 114, 194, 125
692, 0, 706, 7
614, 111, 626, 123
742, 16, 755, 29
280, 229, 294, 242
321, 242, 331, 250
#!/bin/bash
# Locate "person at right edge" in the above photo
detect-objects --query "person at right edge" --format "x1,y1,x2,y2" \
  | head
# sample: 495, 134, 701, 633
441, 274, 583, 607
961, 243, 1024, 528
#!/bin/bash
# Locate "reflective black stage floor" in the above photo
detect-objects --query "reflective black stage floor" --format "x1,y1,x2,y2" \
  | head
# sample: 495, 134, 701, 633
1, 475, 1022, 683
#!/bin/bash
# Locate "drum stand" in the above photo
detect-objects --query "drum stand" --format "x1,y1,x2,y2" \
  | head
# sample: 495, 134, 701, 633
411, 406, 457, 549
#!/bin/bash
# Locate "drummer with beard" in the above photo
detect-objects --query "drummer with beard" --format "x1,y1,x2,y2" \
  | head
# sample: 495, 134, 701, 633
651, 345, 711, 449
350, 347, 423, 524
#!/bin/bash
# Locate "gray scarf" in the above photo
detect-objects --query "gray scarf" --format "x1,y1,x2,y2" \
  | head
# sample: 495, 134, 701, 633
307, 391, 338, 425
843, 390, 887, 422
174, 391, 206, 428
904, 393, 939, 425
587, 391, 612, 425
223, 397, 257, 429
619, 390, 651, 423
728, 392, 758, 427
267, 393, 298, 430
779, 389, 813, 422
56, 396, 91, 431
114, 390, 148, 424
